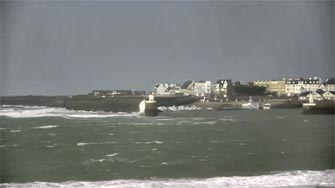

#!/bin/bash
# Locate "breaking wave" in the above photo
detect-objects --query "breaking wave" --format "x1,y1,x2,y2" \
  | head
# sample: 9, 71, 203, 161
0, 105, 140, 118
77, 142, 116, 146
158, 105, 202, 111
1, 170, 334, 188
33, 125, 59, 129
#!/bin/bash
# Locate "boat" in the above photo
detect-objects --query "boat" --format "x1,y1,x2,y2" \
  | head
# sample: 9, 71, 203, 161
242, 97, 260, 110
262, 103, 271, 110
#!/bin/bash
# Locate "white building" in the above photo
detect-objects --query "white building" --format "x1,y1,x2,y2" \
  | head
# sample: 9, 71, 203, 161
154, 83, 181, 96
180, 80, 196, 96
300, 90, 335, 101
306, 91, 324, 101
285, 77, 321, 96
212, 79, 234, 99
324, 78, 335, 91
194, 81, 211, 97
253, 80, 286, 96
322, 91, 335, 100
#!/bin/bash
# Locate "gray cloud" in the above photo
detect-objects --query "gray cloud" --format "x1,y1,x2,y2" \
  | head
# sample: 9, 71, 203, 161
1, 1, 334, 95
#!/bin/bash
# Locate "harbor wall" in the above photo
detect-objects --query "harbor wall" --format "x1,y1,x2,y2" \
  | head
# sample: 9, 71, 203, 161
64, 96, 145, 112
155, 96, 200, 107
192, 98, 302, 110
1, 95, 307, 112
1, 95, 200, 112
302, 100, 335, 114
0, 96, 66, 107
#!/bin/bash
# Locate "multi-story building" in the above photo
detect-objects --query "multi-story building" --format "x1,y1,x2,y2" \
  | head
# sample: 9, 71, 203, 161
324, 78, 335, 91
194, 80, 212, 97
180, 80, 196, 96
212, 79, 234, 99
285, 77, 321, 96
253, 80, 286, 96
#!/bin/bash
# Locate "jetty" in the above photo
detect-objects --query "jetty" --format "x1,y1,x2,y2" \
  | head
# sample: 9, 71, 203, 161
302, 96, 335, 114
0, 95, 199, 113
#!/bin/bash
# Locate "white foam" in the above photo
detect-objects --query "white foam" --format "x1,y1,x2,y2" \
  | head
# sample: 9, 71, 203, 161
0, 144, 17, 148
219, 115, 235, 122
1, 170, 334, 188
145, 141, 163, 144
135, 141, 163, 144
77, 142, 116, 146
83, 158, 106, 164
276, 115, 286, 119
156, 118, 175, 121
0, 105, 141, 119
91, 158, 106, 163
106, 153, 119, 157
193, 121, 217, 125
127, 122, 154, 125
161, 162, 168, 165
33, 125, 58, 129
192, 117, 206, 120
46, 144, 58, 148
158, 105, 202, 111
176, 121, 192, 126
9, 130, 21, 133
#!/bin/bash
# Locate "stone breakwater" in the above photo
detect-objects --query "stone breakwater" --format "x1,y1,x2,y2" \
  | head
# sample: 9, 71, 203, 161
1, 95, 305, 112
1, 95, 200, 112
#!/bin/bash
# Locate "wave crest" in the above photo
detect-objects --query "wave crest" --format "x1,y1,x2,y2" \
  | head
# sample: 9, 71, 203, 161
158, 105, 202, 112
1, 170, 334, 188
0, 105, 140, 118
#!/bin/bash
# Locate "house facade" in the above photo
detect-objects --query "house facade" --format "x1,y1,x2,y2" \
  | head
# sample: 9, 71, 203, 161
154, 83, 181, 96
212, 79, 234, 99
306, 91, 323, 101
324, 78, 335, 92
253, 80, 286, 96
194, 81, 212, 97
180, 80, 196, 96
285, 77, 321, 96
299, 90, 335, 101
322, 91, 335, 100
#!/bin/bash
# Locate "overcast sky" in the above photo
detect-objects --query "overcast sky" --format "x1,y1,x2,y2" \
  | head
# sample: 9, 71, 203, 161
1, 0, 334, 95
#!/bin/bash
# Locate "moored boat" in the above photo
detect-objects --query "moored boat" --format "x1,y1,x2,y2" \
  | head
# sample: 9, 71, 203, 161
242, 97, 260, 110
262, 103, 271, 110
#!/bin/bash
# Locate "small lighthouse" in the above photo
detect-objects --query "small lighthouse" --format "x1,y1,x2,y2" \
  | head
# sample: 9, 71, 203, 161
139, 93, 158, 116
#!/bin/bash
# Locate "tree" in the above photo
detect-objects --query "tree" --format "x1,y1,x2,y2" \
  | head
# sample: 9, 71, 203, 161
234, 84, 266, 96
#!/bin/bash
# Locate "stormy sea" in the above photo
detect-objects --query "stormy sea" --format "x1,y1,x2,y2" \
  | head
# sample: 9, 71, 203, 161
0, 105, 334, 188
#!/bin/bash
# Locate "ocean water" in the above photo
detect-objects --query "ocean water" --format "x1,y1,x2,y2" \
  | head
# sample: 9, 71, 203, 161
0, 105, 334, 188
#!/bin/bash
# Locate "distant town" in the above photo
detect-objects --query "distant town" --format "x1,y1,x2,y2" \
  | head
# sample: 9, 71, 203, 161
2, 76, 335, 113
91, 77, 335, 102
